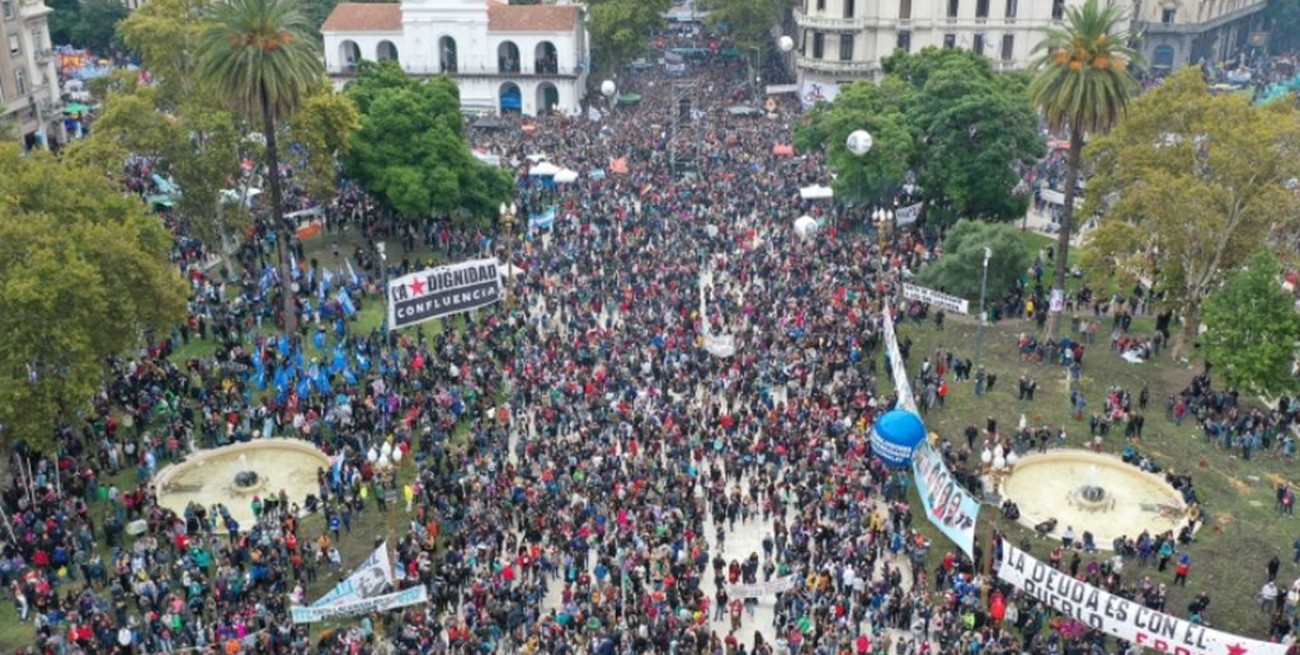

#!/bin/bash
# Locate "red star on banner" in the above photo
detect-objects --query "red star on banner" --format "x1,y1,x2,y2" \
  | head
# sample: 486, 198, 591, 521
1226, 643, 1248, 655
409, 277, 426, 295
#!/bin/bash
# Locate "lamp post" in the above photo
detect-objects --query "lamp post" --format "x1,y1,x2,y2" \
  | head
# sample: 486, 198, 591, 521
499, 202, 517, 308
600, 79, 617, 112
368, 441, 405, 581
975, 246, 992, 369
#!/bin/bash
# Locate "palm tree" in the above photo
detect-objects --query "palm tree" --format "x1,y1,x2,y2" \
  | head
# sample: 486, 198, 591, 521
1028, 0, 1140, 337
196, 0, 322, 338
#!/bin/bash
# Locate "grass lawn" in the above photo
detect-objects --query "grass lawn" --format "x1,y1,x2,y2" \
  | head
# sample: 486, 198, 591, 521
0, 231, 473, 651
889, 312, 1294, 637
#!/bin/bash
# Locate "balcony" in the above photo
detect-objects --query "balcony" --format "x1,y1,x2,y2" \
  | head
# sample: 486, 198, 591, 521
794, 53, 878, 75
792, 8, 875, 30
33, 48, 51, 62
329, 64, 583, 80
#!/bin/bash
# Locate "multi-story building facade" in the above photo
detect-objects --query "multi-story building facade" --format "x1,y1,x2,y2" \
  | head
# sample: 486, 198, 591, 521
1131, 0, 1266, 73
0, 0, 60, 147
321, 0, 589, 115
792, 0, 1265, 102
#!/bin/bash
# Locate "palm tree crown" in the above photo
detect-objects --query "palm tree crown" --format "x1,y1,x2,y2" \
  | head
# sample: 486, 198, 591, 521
196, 0, 322, 122
1028, 0, 1141, 136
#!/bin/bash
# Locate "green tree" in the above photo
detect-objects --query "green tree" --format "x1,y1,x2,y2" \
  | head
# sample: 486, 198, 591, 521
286, 84, 360, 204
1266, 0, 1300, 53
344, 62, 512, 225
794, 80, 914, 207
48, 0, 80, 47
1082, 67, 1300, 359
0, 144, 188, 453
68, 81, 248, 262
916, 220, 1030, 303
71, 0, 129, 53
587, 0, 671, 72
119, 0, 218, 105
196, 0, 323, 338
699, 0, 785, 51
1028, 0, 1140, 337
1202, 251, 1300, 397
901, 51, 1044, 221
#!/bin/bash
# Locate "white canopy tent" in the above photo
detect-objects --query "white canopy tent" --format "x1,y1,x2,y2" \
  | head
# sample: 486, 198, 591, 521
553, 169, 580, 184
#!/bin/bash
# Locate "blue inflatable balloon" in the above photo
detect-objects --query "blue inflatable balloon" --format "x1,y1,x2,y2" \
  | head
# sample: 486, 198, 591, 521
871, 409, 927, 468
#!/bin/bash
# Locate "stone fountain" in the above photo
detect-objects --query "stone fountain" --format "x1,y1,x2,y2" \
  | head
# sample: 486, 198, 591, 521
154, 438, 330, 531
1001, 450, 1187, 548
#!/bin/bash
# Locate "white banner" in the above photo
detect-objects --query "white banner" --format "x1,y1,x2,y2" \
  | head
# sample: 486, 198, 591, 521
725, 574, 798, 598
999, 544, 1288, 655
292, 586, 427, 624
387, 258, 503, 331
311, 542, 392, 607
881, 308, 917, 415
800, 81, 840, 108
882, 308, 980, 557
895, 202, 922, 226
704, 333, 736, 358
903, 283, 970, 315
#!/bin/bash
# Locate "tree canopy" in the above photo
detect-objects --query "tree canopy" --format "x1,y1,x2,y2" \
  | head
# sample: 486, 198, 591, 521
0, 145, 188, 453
343, 62, 513, 225
794, 81, 913, 206
916, 220, 1030, 303
797, 48, 1042, 222
587, 0, 671, 72
1201, 251, 1300, 398
698, 0, 786, 52
1082, 67, 1300, 359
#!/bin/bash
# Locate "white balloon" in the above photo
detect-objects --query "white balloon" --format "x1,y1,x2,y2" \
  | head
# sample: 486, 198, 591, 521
392, 448, 403, 463
601, 80, 616, 97
778, 35, 795, 53
993, 455, 1007, 471
381, 441, 393, 457
846, 129, 873, 156
1006, 450, 1019, 466
367, 448, 379, 463
980, 448, 992, 465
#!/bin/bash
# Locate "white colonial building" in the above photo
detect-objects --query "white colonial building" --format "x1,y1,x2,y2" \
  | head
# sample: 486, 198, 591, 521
791, 0, 1265, 101
322, 0, 589, 115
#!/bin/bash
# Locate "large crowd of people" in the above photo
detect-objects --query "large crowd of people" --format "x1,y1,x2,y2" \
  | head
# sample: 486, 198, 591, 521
4, 28, 1296, 655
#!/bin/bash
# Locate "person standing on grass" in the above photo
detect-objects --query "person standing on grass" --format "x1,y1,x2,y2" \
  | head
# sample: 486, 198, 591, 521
1174, 552, 1191, 586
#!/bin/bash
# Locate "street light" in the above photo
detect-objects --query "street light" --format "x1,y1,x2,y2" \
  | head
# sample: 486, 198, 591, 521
499, 202, 517, 307
368, 440, 404, 581
600, 79, 616, 111
975, 246, 992, 369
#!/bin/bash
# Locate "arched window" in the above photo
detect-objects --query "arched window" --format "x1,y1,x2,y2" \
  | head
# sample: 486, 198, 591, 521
534, 41, 557, 74
498, 41, 520, 73
377, 40, 399, 63
339, 40, 361, 71
439, 36, 458, 72
499, 82, 522, 114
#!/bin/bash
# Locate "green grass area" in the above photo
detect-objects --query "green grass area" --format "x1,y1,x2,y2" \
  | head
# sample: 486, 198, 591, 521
891, 313, 1290, 637
0, 233, 479, 651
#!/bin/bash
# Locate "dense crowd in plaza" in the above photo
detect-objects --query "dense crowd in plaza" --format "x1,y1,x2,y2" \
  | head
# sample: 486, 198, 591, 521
5, 27, 1300, 655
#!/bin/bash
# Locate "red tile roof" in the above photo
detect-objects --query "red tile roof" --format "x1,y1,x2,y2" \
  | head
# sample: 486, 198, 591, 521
487, 4, 579, 32
321, 3, 402, 32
